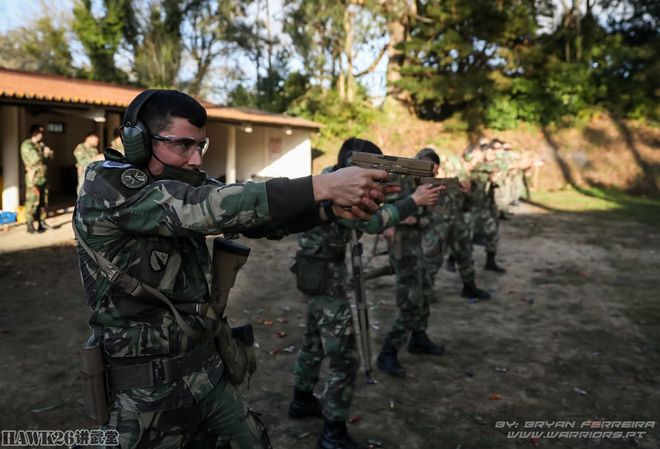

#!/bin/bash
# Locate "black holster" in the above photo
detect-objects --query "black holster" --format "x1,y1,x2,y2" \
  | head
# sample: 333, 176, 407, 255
80, 343, 111, 425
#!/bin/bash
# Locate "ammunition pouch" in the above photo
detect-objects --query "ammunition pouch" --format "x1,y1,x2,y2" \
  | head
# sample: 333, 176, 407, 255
80, 343, 111, 425
292, 248, 342, 295
215, 320, 256, 386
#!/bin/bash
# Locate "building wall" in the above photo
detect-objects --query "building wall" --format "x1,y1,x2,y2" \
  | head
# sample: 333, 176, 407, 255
257, 128, 311, 179
202, 122, 229, 181
226, 125, 312, 181
235, 127, 266, 181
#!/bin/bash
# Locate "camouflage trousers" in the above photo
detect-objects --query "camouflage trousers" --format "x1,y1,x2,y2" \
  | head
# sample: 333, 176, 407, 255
512, 171, 526, 201
24, 182, 47, 222
471, 203, 499, 253
494, 178, 512, 212
293, 292, 359, 422
423, 213, 475, 284
382, 230, 432, 351
103, 377, 270, 449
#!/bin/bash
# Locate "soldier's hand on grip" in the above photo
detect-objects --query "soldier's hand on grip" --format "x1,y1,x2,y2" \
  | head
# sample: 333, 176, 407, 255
412, 184, 443, 207
314, 166, 391, 219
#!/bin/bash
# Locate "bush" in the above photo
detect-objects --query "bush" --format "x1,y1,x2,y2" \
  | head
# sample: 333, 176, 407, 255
287, 87, 375, 139
485, 96, 519, 130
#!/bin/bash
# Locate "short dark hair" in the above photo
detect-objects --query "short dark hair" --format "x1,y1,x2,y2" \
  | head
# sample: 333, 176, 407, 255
416, 147, 440, 165
334, 137, 382, 170
29, 124, 44, 137
85, 132, 99, 139
138, 90, 207, 134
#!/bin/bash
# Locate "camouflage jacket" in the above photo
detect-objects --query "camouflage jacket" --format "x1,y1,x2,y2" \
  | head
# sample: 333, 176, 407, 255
386, 174, 427, 259
75, 152, 324, 412
296, 168, 417, 296
73, 143, 99, 170
427, 155, 469, 221
470, 160, 504, 207
20, 139, 47, 186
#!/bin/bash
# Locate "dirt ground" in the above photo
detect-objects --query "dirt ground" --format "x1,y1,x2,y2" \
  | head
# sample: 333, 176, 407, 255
0, 201, 659, 449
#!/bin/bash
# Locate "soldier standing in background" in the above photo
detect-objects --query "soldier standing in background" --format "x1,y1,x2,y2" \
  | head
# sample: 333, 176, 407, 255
376, 148, 447, 379
470, 145, 507, 273
290, 138, 441, 449
421, 149, 491, 300
73, 132, 100, 195
20, 124, 53, 233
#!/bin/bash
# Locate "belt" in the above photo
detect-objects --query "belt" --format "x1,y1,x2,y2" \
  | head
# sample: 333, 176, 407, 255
109, 341, 214, 391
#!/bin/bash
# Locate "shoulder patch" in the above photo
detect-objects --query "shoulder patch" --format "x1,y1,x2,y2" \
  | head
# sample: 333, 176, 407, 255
121, 168, 149, 189
150, 250, 170, 272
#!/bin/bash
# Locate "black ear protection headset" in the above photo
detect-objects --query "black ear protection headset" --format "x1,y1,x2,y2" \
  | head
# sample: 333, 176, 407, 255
121, 89, 160, 165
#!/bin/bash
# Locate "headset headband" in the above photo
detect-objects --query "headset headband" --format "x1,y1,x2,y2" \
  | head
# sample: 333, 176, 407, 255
351, 138, 365, 154
123, 89, 160, 127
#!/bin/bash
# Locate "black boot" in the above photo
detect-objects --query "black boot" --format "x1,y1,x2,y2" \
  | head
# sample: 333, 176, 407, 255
38, 220, 50, 232
317, 419, 365, 449
461, 281, 491, 300
408, 331, 445, 355
446, 254, 456, 272
485, 252, 506, 273
26, 221, 36, 234
288, 389, 323, 419
376, 345, 406, 378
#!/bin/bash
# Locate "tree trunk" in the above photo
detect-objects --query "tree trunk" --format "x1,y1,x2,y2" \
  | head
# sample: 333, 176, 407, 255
386, 0, 414, 104
344, 5, 355, 103
574, 0, 582, 62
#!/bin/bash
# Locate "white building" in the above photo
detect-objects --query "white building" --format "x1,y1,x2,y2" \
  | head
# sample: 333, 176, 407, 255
0, 68, 321, 213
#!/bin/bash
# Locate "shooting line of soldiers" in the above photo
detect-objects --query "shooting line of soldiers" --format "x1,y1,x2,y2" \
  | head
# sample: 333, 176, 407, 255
287, 137, 543, 448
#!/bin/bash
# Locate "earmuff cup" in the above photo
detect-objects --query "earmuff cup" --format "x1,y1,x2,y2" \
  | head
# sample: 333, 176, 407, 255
123, 121, 152, 166
121, 89, 159, 165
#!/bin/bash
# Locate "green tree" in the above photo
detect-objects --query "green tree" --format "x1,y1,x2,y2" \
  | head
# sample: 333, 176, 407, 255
72, 0, 138, 83
0, 16, 76, 77
398, 0, 537, 133
132, 0, 184, 88
181, 0, 252, 96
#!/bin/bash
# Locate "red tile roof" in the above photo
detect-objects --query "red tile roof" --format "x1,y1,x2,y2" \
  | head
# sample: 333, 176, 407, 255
0, 68, 321, 130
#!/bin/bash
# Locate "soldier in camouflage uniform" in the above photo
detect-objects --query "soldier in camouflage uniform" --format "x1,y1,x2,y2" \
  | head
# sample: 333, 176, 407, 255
469, 145, 507, 273
290, 138, 441, 449
376, 149, 447, 379
20, 124, 53, 233
419, 149, 491, 300
74, 90, 391, 449
73, 132, 100, 195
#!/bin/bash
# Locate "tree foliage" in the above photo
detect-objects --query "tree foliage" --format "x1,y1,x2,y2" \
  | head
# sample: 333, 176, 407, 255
0, 0, 655, 126
0, 17, 77, 77
398, 0, 658, 128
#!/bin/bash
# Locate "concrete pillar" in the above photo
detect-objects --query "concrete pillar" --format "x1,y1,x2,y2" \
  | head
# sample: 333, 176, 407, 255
226, 126, 236, 184
2, 106, 20, 212
96, 120, 106, 148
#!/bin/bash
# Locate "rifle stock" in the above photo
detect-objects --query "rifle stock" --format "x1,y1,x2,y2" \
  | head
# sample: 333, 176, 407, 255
350, 230, 374, 382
